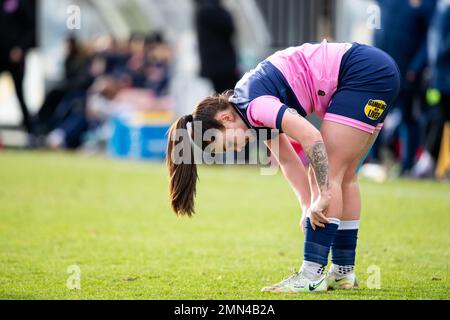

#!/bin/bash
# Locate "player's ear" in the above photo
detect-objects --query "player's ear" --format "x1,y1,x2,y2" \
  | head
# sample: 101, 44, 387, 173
216, 109, 235, 124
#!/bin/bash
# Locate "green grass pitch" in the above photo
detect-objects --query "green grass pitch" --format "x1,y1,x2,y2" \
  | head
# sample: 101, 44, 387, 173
0, 151, 449, 300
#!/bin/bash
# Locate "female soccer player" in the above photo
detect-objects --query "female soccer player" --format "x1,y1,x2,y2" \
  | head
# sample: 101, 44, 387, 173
166, 40, 400, 293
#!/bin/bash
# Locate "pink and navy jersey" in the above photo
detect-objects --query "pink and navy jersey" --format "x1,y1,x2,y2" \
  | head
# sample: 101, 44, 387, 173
230, 40, 353, 132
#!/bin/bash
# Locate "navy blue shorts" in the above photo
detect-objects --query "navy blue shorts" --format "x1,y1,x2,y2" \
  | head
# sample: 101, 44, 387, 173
324, 43, 401, 134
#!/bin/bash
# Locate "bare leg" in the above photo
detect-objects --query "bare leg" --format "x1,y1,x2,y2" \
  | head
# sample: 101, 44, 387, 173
341, 132, 379, 220
328, 132, 380, 284
320, 121, 372, 220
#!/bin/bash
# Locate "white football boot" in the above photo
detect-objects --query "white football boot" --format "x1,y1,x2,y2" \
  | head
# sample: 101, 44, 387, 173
327, 269, 358, 290
261, 269, 327, 293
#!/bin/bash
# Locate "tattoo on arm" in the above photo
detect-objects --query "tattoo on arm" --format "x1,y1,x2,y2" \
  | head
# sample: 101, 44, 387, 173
306, 141, 329, 193
286, 108, 329, 192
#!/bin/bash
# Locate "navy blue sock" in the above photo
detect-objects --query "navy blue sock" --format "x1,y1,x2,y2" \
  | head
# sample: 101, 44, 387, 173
304, 217, 340, 266
331, 220, 359, 267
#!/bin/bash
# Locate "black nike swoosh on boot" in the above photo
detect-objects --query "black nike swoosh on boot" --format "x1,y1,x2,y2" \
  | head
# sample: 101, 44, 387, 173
308, 278, 325, 291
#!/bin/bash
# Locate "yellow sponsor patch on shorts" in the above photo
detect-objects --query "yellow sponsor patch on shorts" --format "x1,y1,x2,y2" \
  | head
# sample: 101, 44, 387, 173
364, 99, 387, 120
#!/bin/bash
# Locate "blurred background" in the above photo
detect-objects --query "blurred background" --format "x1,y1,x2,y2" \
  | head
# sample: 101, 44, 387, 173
0, 0, 449, 180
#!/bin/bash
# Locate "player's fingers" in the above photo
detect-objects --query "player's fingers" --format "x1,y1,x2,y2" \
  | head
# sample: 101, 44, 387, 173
300, 220, 306, 233
311, 211, 327, 225
309, 217, 316, 230
313, 218, 325, 228
316, 212, 330, 224
310, 213, 326, 229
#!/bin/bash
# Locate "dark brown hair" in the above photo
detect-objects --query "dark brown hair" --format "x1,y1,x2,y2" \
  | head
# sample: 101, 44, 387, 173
166, 91, 233, 216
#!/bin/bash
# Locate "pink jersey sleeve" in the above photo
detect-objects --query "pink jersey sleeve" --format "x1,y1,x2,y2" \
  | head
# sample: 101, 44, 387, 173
246, 95, 288, 130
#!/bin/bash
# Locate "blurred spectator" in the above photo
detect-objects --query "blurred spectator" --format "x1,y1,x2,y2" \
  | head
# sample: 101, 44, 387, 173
194, 0, 239, 93
83, 32, 173, 151
0, 0, 36, 134
144, 32, 172, 96
44, 48, 101, 149
373, 0, 436, 175
33, 36, 90, 136
413, 0, 450, 178
33, 32, 173, 150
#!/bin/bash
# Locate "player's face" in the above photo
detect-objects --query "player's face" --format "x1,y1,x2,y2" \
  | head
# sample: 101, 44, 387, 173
208, 129, 251, 153
210, 109, 255, 153
223, 129, 251, 152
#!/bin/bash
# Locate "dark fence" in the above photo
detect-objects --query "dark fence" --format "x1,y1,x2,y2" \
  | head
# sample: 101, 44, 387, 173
255, 0, 335, 48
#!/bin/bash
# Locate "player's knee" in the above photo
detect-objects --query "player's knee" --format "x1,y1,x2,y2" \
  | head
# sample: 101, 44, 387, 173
343, 171, 358, 186
328, 163, 348, 185
327, 152, 355, 179
329, 176, 345, 192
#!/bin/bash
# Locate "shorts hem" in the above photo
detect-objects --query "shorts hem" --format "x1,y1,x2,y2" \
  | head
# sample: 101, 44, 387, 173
323, 113, 376, 134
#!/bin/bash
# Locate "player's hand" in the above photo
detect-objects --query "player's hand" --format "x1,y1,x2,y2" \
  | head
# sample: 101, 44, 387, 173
309, 194, 330, 230
299, 207, 308, 233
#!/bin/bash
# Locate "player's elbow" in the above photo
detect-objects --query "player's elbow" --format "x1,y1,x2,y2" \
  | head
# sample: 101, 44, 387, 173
302, 128, 323, 150
310, 127, 323, 143
281, 111, 323, 149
